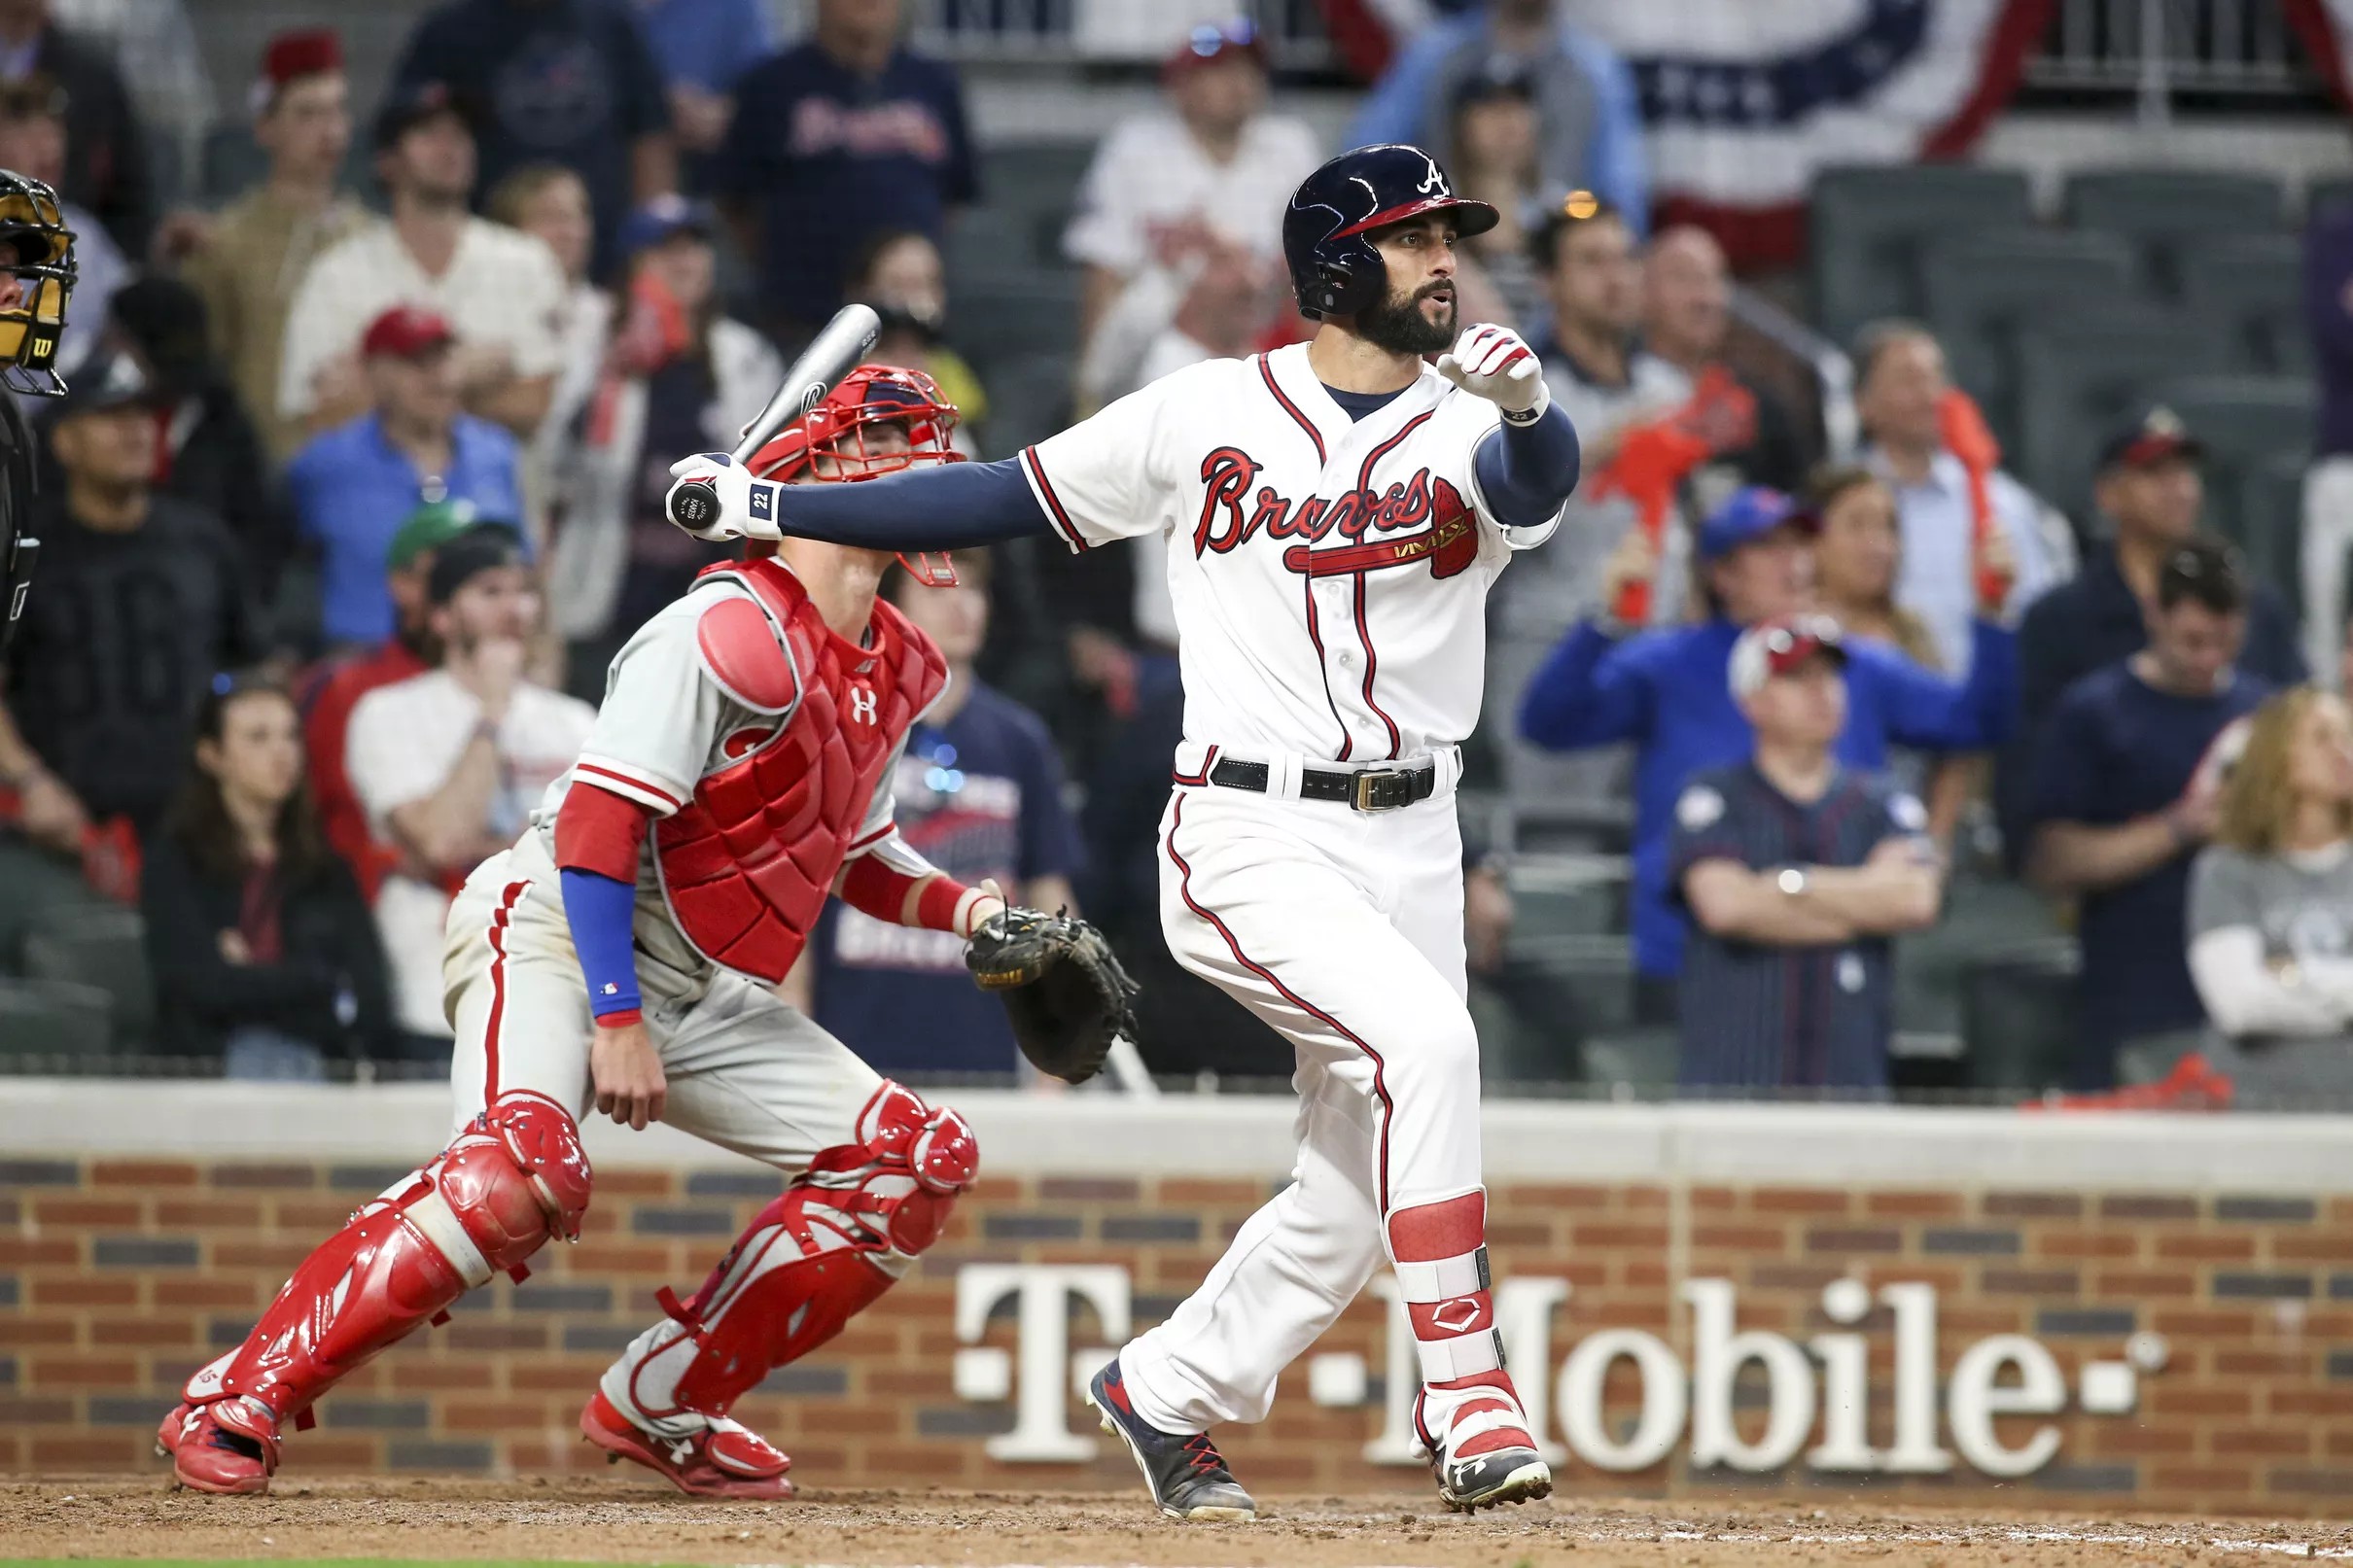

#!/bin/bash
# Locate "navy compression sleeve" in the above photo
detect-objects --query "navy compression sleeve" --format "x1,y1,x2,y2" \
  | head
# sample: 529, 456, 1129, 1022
1472, 402, 1582, 531
777, 455, 1052, 550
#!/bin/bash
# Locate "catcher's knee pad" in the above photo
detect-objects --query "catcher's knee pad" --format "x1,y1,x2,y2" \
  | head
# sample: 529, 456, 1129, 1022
612, 1081, 976, 1422
186, 1093, 591, 1424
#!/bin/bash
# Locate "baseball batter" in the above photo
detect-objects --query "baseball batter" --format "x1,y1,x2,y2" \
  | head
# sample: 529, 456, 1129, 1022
158, 368, 1056, 1500
665, 145, 1583, 1516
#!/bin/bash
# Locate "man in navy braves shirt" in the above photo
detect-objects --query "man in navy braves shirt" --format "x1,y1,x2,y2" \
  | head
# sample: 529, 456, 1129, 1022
1668, 614, 1943, 1094
790, 554, 1082, 1077
718, 0, 978, 337
2027, 538, 2273, 1089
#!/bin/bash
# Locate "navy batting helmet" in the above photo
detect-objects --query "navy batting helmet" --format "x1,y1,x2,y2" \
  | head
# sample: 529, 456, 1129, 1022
1282, 144, 1497, 322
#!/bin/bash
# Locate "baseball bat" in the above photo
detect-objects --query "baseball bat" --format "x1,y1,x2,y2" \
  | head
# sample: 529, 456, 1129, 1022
664, 301, 881, 537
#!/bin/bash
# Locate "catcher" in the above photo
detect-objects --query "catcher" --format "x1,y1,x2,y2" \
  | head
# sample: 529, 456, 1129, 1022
158, 366, 1136, 1498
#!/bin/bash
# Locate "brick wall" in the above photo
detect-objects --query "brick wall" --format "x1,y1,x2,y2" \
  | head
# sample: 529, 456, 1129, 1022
5, 1156, 2351, 1515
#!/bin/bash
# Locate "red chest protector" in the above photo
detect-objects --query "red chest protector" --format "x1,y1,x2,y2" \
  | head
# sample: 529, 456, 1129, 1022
653, 558, 948, 983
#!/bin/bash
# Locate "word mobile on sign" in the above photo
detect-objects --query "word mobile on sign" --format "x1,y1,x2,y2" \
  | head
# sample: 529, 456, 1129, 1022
952, 1267, 2168, 1478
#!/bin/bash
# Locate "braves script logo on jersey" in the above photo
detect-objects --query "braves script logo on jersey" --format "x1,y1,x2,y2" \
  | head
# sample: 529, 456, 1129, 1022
1193, 447, 1480, 580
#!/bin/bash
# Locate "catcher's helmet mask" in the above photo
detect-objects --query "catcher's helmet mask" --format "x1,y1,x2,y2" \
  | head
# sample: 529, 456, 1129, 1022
748, 363, 966, 588
0, 167, 76, 397
1282, 144, 1497, 323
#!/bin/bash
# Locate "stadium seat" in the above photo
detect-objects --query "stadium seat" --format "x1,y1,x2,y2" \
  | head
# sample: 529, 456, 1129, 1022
1579, 1028, 1678, 1096
2235, 450, 2310, 611
2062, 169, 2286, 291
2013, 309, 2235, 517
976, 350, 1072, 457
2138, 375, 2316, 549
1894, 874, 2065, 1041
1809, 164, 2034, 346
980, 142, 1096, 265
21, 905, 151, 1051
947, 206, 1044, 281
2311, 173, 2353, 219
1960, 945, 2079, 1095
0, 977, 113, 1066
1918, 229, 2143, 444
952, 273, 1084, 373
2174, 233, 2305, 374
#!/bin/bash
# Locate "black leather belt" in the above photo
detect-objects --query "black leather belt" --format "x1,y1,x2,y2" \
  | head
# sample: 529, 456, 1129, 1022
1207, 755, 1436, 813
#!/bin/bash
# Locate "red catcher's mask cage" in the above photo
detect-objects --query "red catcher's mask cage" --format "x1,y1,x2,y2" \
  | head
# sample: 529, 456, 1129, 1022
748, 363, 966, 587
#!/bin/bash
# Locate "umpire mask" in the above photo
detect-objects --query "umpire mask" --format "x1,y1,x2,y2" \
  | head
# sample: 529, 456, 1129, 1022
0, 168, 76, 398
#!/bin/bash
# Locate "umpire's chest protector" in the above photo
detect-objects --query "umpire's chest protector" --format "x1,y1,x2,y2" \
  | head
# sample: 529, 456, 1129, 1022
653, 557, 948, 983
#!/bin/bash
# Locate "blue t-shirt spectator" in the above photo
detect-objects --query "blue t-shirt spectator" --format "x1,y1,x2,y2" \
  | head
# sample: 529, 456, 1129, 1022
719, 37, 977, 331
2030, 660, 2270, 1085
1520, 616, 2013, 979
810, 683, 1081, 1076
1668, 761, 1926, 1094
287, 413, 523, 647
632, 0, 770, 91
1347, 7, 1647, 230
392, 0, 672, 269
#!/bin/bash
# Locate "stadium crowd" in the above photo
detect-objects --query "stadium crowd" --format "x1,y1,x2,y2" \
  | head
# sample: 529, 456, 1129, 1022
0, 0, 2348, 1111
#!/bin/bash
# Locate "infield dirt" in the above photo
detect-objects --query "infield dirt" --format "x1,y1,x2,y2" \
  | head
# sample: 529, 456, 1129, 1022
6, 1478, 2352, 1566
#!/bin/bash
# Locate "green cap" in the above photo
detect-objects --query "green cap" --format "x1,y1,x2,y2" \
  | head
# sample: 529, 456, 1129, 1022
386, 499, 481, 573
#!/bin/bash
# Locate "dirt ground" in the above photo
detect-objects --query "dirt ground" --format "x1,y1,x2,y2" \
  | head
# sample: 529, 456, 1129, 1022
5, 1479, 2352, 1567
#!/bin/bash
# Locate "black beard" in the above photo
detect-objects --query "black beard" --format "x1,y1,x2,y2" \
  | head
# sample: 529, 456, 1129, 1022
1355, 285, 1456, 356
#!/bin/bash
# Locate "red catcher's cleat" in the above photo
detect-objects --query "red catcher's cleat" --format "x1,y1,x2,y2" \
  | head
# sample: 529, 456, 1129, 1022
579, 1389, 793, 1500
170, 1399, 280, 1495
154, 1400, 196, 1458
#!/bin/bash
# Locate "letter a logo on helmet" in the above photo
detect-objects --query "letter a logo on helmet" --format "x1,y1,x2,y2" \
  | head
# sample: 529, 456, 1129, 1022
1282, 144, 1497, 323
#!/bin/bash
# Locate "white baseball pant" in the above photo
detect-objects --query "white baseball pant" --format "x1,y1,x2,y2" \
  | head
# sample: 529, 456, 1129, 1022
439, 830, 883, 1166
1117, 757, 1480, 1432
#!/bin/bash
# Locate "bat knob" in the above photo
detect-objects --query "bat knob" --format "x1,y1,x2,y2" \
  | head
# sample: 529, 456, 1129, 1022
667, 478, 720, 534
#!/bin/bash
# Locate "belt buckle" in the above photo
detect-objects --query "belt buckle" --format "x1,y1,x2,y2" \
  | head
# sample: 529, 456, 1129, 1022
1352, 767, 1413, 813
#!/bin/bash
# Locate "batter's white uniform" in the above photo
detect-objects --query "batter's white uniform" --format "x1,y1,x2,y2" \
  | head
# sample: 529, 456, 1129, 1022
436, 575, 912, 1166
1017, 339, 1559, 1431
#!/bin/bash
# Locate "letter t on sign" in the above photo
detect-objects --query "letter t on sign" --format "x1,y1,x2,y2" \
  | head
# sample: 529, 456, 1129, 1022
954, 1264, 1133, 1462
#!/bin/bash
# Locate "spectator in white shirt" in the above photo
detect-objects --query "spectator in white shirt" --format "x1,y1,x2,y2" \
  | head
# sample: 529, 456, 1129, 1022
1854, 320, 2070, 675
1065, 19, 1319, 401
345, 523, 592, 1047
278, 81, 568, 442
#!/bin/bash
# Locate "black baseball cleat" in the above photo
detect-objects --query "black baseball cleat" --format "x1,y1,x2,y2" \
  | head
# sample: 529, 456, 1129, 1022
1432, 1445, 1554, 1514
1085, 1360, 1256, 1522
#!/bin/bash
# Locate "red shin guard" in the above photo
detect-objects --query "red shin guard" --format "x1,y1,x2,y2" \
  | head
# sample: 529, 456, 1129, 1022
182, 1094, 592, 1428
612, 1082, 978, 1424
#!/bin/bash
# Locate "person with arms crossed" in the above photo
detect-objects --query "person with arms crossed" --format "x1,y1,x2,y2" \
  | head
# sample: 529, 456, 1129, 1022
664, 144, 1584, 1518
1518, 486, 2012, 1021
2027, 538, 2273, 1089
1670, 616, 1942, 1095
160, 367, 1095, 1500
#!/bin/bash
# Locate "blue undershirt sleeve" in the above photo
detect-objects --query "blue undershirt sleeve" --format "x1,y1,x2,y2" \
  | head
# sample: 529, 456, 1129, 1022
1473, 402, 1582, 532
560, 867, 643, 1023
777, 456, 1052, 550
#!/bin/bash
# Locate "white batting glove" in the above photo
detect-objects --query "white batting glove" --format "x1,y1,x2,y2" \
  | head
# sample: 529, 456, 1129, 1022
1435, 324, 1551, 424
664, 452, 783, 543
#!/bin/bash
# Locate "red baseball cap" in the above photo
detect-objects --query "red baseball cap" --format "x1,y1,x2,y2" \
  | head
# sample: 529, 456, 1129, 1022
361, 304, 455, 360
261, 29, 341, 90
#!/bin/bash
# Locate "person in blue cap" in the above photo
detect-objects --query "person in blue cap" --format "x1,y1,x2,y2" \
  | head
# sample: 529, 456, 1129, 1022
1517, 485, 2016, 1019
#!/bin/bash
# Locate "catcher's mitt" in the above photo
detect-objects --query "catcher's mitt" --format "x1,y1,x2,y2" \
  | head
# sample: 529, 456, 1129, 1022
966, 907, 1139, 1085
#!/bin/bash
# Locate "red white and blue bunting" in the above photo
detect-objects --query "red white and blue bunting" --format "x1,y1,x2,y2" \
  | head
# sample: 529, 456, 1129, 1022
1321, 0, 2056, 266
